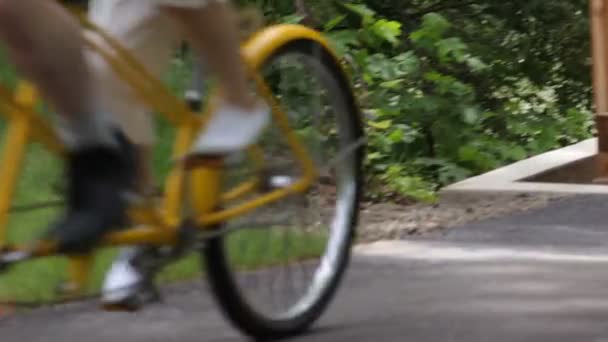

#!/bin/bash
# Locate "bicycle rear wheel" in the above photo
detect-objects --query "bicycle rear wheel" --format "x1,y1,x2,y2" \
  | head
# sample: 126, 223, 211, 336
201, 37, 364, 340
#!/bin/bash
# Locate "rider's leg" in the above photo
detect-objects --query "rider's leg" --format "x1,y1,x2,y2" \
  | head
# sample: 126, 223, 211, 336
163, 1, 253, 109
161, 1, 270, 155
0, 0, 135, 252
0, 0, 113, 145
87, 0, 184, 194
87, 0, 185, 306
97, 0, 266, 306
95, 0, 269, 305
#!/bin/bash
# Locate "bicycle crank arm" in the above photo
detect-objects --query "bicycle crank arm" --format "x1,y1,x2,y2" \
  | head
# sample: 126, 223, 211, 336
0, 249, 31, 273
0, 242, 57, 273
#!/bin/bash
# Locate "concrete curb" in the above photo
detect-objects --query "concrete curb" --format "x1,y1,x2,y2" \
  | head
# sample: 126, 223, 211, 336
441, 138, 608, 200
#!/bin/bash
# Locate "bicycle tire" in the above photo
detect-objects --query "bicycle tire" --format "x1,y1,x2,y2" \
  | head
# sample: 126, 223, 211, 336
201, 37, 364, 340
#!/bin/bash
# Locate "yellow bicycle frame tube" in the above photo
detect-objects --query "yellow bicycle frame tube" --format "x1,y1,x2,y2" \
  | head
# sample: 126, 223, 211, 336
0, 22, 336, 290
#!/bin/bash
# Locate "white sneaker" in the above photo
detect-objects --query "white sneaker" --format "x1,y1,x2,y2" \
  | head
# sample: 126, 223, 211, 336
101, 247, 144, 305
191, 102, 270, 155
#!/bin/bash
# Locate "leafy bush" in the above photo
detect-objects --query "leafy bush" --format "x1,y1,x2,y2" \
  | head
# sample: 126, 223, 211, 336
318, 3, 593, 201
0, 2, 594, 204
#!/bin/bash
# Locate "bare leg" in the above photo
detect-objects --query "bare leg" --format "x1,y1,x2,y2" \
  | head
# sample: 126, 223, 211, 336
0, 0, 91, 118
0, 0, 119, 148
0, 0, 136, 252
162, 2, 270, 155
102, 1, 270, 306
162, 1, 255, 110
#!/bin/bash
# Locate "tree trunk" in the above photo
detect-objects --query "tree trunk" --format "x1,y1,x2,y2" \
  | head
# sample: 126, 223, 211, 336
295, 0, 318, 27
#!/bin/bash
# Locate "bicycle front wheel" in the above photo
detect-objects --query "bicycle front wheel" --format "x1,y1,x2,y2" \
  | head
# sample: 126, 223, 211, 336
202, 35, 364, 339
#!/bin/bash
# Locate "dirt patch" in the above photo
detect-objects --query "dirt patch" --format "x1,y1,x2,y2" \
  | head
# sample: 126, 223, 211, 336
357, 194, 570, 242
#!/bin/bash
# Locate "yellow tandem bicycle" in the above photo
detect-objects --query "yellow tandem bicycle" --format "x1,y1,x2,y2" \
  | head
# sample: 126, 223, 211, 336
0, 2, 365, 340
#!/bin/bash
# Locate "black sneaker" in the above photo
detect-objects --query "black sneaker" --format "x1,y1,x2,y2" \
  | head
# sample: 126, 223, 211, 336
47, 132, 136, 253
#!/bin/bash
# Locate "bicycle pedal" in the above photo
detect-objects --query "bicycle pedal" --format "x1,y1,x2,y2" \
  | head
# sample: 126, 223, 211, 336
102, 284, 162, 312
0, 246, 26, 273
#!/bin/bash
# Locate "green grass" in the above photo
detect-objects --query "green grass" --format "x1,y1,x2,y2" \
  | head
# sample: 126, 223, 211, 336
0, 145, 67, 303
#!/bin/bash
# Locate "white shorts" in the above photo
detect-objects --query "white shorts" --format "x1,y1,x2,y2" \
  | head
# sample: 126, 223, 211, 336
87, 0, 224, 145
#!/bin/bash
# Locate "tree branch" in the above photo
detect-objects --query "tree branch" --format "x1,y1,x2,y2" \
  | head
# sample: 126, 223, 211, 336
295, 0, 318, 27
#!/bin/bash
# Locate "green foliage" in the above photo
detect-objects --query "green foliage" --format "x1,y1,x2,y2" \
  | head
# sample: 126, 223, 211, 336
0, 1, 595, 205
316, 2, 593, 201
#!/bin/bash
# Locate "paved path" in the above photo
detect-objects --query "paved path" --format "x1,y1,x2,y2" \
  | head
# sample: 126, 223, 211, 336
4, 195, 608, 341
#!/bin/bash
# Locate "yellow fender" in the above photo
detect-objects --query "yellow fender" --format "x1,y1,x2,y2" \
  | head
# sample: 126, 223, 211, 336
242, 24, 338, 69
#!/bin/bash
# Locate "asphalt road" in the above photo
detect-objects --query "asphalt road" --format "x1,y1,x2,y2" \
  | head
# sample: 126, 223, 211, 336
5, 195, 608, 341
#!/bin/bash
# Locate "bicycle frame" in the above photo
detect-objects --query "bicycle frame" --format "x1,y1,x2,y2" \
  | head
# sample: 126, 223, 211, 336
0, 9, 334, 293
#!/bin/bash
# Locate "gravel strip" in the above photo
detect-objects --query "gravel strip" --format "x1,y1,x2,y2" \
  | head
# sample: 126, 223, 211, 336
357, 194, 571, 242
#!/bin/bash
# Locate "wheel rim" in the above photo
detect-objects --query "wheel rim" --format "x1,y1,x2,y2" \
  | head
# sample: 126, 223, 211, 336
217, 47, 360, 321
